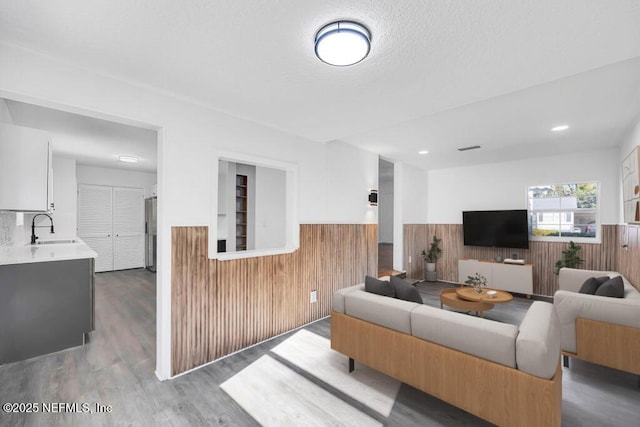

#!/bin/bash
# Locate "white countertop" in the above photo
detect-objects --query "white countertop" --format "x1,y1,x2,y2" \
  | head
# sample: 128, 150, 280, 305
0, 239, 98, 266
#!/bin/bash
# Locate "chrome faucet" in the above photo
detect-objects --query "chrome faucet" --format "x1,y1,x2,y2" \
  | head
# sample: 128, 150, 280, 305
31, 213, 55, 244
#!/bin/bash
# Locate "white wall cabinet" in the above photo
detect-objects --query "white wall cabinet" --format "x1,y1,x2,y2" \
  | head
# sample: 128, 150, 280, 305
78, 184, 144, 272
622, 146, 640, 223
458, 259, 533, 295
0, 123, 53, 212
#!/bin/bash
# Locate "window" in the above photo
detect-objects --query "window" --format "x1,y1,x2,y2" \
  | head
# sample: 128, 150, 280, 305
528, 182, 599, 242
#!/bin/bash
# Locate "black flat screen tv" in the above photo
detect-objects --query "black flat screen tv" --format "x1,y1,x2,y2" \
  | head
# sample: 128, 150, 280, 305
462, 209, 529, 249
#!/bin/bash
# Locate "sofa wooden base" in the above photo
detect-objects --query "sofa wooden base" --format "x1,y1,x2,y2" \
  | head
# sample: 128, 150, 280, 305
331, 311, 561, 427
563, 318, 640, 377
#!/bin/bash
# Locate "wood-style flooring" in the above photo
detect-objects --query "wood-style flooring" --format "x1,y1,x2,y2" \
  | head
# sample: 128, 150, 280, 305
1, 271, 638, 426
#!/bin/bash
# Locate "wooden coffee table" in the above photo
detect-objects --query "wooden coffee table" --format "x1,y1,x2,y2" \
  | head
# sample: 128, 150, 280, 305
440, 287, 512, 318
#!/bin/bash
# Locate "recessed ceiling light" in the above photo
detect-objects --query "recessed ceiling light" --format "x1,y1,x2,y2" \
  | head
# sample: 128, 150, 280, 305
119, 155, 138, 163
315, 21, 371, 66
551, 125, 570, 132
418, 150, 429, 155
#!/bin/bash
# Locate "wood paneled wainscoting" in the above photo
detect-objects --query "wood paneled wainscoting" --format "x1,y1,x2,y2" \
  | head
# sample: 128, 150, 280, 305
404, 224, 637, 296
171, 224, 377, 376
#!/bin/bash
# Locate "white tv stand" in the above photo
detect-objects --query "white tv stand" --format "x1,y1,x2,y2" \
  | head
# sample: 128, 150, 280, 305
458, 259, 533, 296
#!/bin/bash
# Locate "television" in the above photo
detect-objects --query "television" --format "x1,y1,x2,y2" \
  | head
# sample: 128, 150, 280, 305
462, 210, 529, 249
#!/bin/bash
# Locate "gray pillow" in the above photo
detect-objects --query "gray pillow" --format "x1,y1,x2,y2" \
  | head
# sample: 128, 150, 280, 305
365, 276, 394, 297
594, 276, 624, 298
390, 276, 423, 304
578, 276, 610, 294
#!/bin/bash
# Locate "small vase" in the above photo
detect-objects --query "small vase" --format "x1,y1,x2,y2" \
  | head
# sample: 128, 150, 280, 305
474, 284, 483, 294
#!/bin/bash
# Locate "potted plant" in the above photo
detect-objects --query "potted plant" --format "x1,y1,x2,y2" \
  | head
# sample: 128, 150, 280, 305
554, 240, 583, 275
465, 273, 488, 294
422, 235, 442, 281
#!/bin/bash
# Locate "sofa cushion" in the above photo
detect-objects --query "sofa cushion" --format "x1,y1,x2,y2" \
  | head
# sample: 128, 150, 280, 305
411, 305, 518, 368
332, 284, 365, 314
515, 301, 560, 379
365, 276, 395, 297
344, 290, 419, 334
558, 268, 636, 294
390, 276, 423, 304
578, 276, 610, 294
594, 276, 624, 298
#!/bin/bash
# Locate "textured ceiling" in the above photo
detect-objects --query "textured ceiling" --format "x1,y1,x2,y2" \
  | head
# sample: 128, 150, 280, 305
1, 0, 640, 170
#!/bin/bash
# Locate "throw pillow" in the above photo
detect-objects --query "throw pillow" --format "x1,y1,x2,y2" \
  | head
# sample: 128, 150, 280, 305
390, 275, 423, 304
364, 276, 395, 297
578, 276, 610, 294
594, 275, 624, 298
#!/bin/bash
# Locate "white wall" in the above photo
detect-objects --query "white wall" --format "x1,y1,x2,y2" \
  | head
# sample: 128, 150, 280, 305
0, 98, 13, 123
401, 163, 428, 223
620, 117, 640, 163
255, 166, 286, 250
427, 148, 620, 224
48, 156, 77, 239
0, 42, 379, 379
324, 141, 379, 224
216, 160, 229, 240
76, 164, 157, 196
378, 160, 394, 244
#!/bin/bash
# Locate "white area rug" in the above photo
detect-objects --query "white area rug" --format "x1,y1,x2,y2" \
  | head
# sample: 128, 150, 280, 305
220, 355, 382, 427
271, 329, 401, 417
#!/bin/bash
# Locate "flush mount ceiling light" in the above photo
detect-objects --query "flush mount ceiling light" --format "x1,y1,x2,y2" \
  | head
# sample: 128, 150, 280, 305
315, 21, 371, 66
551, 125, 570, 132
418, 150, 429, 155
119, 155, 139, 163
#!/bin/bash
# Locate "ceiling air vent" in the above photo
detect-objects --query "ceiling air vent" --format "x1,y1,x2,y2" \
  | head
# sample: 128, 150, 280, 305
457, 145, 481, 152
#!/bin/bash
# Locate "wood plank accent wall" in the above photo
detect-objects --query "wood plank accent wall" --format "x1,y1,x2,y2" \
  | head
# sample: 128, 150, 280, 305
616, 224, 640, 290
171, 224, 377, 376
403, 224, 634, 296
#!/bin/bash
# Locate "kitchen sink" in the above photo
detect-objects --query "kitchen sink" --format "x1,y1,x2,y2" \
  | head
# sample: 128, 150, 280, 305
32, 239, 79, 245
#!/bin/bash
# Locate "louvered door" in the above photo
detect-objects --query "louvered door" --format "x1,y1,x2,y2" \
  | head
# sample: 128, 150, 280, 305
78, 184, 113, 272
78, 184, 145, 272
113, 187, 144, 270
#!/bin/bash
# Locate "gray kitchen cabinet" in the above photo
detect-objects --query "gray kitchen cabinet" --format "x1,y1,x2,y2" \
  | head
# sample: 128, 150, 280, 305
0, 123, 53, 212
0, 258, 95, 365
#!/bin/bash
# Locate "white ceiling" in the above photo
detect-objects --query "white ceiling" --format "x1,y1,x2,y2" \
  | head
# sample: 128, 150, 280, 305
1, 0, 640, 171
5, 99, 158, 172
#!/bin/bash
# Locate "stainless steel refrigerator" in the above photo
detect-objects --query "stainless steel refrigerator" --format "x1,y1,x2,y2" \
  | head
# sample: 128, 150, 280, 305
145, 197, 157, 272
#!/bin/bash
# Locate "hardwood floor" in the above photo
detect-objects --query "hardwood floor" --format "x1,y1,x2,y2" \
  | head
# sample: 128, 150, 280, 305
1, 270, 638, 426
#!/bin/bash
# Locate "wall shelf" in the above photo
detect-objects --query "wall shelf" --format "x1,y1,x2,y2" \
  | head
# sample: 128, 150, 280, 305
235, 174, 248, 251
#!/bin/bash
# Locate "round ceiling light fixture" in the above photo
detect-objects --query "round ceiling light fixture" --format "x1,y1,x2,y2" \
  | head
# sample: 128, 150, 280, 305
315, 21, 371, 66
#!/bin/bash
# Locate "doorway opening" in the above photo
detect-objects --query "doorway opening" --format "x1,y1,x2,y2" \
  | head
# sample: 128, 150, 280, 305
378, 158, 394, 277
0, 95, 160, 375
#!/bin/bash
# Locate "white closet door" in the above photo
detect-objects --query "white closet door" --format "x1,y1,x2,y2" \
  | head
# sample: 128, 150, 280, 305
113, 187, 145, 270
78, 184, 113, 272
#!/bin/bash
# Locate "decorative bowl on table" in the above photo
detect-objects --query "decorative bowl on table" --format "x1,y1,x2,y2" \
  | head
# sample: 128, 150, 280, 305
486, 290, 497, 299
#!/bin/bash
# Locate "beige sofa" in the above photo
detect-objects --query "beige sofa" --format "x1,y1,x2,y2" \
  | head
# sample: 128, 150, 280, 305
332, 284, 562, 426
554, 268, 640, 377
